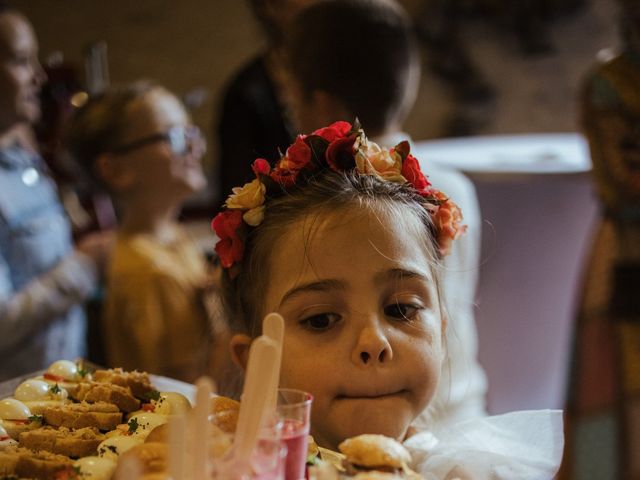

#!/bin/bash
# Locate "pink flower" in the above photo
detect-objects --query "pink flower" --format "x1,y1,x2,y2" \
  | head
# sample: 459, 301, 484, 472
313, 121, 352, 142
212, 210, 244, 268
430, 192, 466, 256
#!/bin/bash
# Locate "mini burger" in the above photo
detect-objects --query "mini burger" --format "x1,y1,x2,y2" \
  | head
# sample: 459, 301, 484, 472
338, 434, 422, 479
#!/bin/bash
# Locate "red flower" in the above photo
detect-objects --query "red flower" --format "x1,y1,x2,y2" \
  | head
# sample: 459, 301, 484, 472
270, 136, 312, 186
252, 158, 271, 177
401, 154, 431, 193
212, 210, 244, 268
326, 135, 357, 172
313, 121, 352, 142
286, 135, 312, 168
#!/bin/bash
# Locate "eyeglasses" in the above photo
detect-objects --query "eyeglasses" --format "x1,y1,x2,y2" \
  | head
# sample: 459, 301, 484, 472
110, 125, 205, 156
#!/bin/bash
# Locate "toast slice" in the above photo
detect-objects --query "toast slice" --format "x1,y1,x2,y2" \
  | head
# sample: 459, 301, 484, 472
92, 368, 153, 400
0, 445, 28, 476
43, 401, 122, 431
14, 448, 74, 479
19, 425, 104, 458
72, 382, 140, 413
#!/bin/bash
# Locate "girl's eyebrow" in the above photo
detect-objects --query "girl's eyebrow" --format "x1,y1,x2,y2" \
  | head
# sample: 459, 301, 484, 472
374, 267, 431, 285
279, 279, 345, 307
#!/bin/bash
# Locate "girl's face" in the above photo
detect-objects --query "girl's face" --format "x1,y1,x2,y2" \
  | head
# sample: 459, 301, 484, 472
115, 89, 206, 200
260, 207, 444, 450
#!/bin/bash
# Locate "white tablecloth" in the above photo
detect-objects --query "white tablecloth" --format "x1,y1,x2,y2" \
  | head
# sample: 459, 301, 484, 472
416, 134, 599, 414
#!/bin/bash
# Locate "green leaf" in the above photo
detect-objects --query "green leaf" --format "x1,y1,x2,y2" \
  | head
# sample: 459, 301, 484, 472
143, 389, 161, 401
127, 418, 139, 433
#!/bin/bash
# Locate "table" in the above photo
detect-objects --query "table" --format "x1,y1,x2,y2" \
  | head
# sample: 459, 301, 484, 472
415, 133, 599, 414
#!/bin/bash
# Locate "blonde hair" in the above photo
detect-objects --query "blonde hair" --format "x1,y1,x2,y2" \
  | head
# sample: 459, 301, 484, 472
64, 80, 169, 189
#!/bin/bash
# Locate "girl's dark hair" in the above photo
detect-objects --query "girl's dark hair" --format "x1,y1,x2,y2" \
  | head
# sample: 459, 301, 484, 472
64, 80, 161, 187
221, 169, 443, 336
287, 0, 418, 135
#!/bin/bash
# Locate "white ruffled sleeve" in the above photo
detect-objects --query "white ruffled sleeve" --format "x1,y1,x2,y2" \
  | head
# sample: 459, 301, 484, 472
404, 410, 564, 480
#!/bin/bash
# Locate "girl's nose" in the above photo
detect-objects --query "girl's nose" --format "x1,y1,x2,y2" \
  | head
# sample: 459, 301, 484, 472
352, 321, 393, 366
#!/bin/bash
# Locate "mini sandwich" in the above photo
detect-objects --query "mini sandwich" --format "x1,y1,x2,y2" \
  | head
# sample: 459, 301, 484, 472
37, 359, 88, 395
0, 447, 73, 480
0, 425, 18, 450
14, 378, 70, 415
72, 381, 140, 413
92, 368, 154, 400
18, 425, 105, 458
43, 401, 122, 431
338, 434, 422, 479
0, 398, 42, 439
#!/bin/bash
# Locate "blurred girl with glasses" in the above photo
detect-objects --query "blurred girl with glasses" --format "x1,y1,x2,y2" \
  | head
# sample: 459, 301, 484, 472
65, 80, 225, 382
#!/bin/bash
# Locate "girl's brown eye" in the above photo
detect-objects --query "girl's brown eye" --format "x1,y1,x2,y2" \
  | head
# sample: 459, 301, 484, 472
384, 303, 419, 321
299, 313, 340, 331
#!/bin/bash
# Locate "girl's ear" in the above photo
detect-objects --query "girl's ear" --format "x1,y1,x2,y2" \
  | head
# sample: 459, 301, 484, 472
230, 334, 252, 371
95, 153, 136, 191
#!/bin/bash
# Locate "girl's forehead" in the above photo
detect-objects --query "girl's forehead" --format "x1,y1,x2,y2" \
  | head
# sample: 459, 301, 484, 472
267, 205, 432, 280
296, 203, 424, 241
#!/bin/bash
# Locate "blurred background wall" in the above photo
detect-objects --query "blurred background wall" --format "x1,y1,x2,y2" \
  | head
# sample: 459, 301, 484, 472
14, 0, 619, 200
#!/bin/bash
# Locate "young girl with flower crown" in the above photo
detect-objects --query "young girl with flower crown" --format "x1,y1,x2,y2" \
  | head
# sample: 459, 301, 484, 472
212, 121, 564, 479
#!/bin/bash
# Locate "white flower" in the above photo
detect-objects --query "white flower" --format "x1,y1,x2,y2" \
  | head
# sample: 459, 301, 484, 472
355, 137, 405, 183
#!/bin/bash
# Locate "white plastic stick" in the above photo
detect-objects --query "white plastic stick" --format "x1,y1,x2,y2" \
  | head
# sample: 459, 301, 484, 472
263, 312, 285, 413
168, 413, 187, 480
193, 377, 214, 479
233, 336, 279, 468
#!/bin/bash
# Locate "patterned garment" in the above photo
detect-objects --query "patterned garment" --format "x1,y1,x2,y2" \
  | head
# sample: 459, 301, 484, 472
562, 48, 640, 480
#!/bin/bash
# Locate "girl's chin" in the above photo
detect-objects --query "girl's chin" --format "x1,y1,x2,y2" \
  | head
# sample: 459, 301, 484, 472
314, 401, 414, 450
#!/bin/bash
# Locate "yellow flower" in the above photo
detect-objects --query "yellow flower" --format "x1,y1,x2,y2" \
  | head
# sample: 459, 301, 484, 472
225, 178, 265, 211
243, 205, 265, 227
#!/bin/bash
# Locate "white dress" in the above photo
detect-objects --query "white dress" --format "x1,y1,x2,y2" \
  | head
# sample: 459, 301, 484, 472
405, 410, 564, 480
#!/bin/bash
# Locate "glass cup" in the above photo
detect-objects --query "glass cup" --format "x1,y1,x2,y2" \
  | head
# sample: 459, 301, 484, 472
276, 388, 313, 480
210, 417, 287, 480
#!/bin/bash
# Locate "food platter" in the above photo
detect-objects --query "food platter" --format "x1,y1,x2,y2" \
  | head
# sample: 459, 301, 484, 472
0, 369, 195, 403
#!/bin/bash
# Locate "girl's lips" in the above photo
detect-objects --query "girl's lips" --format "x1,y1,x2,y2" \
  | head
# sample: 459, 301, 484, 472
336, 389, 409, 400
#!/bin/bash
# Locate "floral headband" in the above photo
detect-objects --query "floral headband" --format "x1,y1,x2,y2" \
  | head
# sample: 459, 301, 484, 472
212, 121, 466, 270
